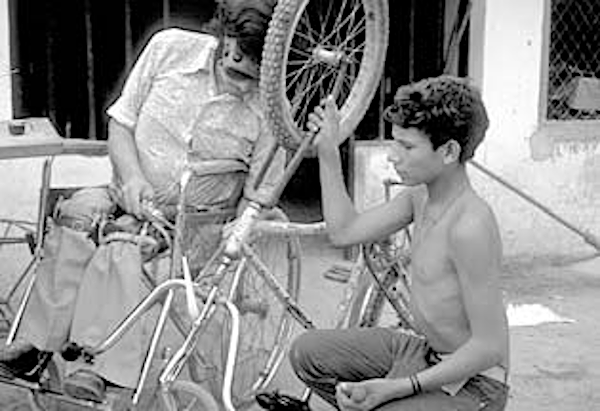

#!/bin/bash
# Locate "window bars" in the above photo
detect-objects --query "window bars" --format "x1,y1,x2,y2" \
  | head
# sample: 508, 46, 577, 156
547, 0, 600, 121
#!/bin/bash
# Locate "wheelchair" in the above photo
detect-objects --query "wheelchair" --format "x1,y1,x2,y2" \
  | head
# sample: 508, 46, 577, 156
0, 142, 302, 411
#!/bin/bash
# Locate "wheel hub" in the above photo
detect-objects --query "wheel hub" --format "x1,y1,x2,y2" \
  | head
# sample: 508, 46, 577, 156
312, 47, 347, 67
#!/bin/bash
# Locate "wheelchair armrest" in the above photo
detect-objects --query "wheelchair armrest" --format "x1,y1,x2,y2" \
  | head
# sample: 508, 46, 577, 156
0, 117, 108, 159
56, 139, 108, 157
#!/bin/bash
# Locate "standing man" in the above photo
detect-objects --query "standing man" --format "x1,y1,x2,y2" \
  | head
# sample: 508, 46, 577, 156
290, 75, 510, 410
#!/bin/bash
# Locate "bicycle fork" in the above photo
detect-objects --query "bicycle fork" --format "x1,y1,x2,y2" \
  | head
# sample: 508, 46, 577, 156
158, 263, 243, 411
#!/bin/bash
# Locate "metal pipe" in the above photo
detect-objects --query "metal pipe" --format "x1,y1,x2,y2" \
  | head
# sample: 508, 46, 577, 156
132, 289, 175, 405
6, 157, 54, 344
88, 279, 193, 355
221, 300, 240, 411
469, 160, 600, 251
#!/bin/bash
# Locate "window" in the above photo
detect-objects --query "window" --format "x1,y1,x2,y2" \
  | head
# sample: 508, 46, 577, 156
545, 0, 600, 121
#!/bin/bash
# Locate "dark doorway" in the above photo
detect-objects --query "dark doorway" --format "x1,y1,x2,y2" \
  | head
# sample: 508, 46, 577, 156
9, 0, 217, 139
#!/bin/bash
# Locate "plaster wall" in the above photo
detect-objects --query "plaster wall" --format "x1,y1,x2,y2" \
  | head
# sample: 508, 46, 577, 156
474, 0, 600, 261
0, 0, 11, 119
356, 0, 600, 262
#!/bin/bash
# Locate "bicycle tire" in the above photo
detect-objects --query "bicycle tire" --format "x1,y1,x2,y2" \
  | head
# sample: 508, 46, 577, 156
161, 380, 219, 411
261, 0, 389, 151
188, 207, 301, 410
346, 231, 414, 329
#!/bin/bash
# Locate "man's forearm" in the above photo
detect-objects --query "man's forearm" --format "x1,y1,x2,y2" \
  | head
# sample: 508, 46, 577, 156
107, 119, 145, 183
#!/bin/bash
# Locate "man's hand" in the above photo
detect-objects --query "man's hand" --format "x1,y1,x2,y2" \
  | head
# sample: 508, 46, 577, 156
120, 176, 155, 218
336, 379, 411, 411
307, 95, 342, 156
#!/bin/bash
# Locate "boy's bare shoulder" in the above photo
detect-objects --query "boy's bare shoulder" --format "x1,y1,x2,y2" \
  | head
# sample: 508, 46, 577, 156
450, 191, 500, 244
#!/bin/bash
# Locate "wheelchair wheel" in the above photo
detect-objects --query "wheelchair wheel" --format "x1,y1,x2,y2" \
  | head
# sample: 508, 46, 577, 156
188, 207, 301, 410
28, 357, 62, 411
261, 0, 389, 151
0, 218, 37, 334
161, 380, 219, 411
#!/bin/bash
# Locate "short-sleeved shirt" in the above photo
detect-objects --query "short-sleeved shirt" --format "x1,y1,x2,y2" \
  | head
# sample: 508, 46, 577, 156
107, 28, 283, 208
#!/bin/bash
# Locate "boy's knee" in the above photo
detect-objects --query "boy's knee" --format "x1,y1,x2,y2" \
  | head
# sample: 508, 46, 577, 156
288, 334, 307, 374
289, 332, 325, 378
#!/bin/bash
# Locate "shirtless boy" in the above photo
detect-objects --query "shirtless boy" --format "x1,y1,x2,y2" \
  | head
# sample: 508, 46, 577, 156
289, 75, 510, 410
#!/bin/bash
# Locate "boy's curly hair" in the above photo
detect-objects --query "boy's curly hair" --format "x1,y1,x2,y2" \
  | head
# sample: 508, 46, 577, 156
203, 0, 276, 64
383, 75, 489, 163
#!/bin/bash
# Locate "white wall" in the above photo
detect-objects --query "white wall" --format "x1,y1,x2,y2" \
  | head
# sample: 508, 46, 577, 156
472, 0, 600, 261
0, 0, 11, 119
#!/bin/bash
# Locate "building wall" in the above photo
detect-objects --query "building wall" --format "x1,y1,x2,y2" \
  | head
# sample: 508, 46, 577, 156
1, 0, 598, 260
0, 0, 11, 119
473, 0, 600, 260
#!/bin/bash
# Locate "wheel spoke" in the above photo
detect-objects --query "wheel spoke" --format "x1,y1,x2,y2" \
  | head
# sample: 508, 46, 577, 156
316, 0, 362, 47
298, 11, 320, 45
292, 66, 338, 123
339, 16, 367, 49
288, 45, 313, 60
286, 59, 320, 87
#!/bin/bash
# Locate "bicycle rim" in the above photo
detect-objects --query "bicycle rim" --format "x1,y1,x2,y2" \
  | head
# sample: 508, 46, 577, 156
348, 234, 413, 328
161, 380, 219, 411
230, 208, 301, 408
261, 0, 389, 151
187, 208, 301, 410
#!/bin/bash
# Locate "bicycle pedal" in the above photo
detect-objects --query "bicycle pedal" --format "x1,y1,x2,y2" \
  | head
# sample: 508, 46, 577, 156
256, 391, 311, 411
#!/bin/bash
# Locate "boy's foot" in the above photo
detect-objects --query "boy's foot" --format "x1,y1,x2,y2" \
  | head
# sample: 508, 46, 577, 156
63, 369, 106, 402
0, 340, 52, 382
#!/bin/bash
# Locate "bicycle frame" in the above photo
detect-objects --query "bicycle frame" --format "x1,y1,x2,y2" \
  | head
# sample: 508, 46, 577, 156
51, 124, 327, 409
1, 51, 349, 409
66, 207, 326, 411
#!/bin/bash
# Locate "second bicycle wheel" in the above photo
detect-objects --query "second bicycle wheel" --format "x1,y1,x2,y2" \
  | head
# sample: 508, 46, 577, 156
188, 207, 301, 410
161, 380, 220, 411
261, 0, 389, 151
346, 232, 414, 329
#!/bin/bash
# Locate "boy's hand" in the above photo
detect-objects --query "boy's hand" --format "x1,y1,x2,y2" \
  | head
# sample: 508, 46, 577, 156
307, 95, 342, 155
336, 379, 406, 411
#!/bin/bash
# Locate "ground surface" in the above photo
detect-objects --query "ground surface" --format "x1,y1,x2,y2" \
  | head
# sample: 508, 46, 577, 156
0, 156, 599, 410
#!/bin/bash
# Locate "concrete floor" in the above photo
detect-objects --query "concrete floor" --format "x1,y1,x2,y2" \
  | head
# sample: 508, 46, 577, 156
0, 155, 599, 410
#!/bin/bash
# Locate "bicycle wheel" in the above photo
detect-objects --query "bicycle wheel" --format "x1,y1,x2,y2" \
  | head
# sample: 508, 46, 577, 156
161, 380, 219, 411
188, 207, 301, 410
346, 230, 414, 329
261, 0, 389, 151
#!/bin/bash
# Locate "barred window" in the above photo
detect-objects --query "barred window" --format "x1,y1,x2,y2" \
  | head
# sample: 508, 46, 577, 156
546, 0, 600, 121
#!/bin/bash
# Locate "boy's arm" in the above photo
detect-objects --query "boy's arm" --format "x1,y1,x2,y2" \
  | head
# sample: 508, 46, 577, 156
313, 97, 414, 247
409, 206, 508, 393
